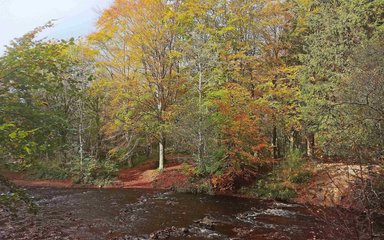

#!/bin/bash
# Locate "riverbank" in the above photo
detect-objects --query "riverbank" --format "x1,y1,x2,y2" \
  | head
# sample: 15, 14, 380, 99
3, 159, 383, 210
1, 159, 191, 190
2, 159, 384, 239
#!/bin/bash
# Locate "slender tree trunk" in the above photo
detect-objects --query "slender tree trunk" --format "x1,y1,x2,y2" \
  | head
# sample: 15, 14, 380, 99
146, 143, 152, 158
306, 133, 315, 158
78, 99, 84, 175
95, 100, 103, 161
272, 125, 278, 159
127, 157, 133, 168
289, 128, 295, 152
197, 63, 203, 168
158, 134, 164, 170
157, 86, 164, 170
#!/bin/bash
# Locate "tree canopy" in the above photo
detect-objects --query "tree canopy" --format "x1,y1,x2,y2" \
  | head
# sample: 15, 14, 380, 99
0, 0, 383, 180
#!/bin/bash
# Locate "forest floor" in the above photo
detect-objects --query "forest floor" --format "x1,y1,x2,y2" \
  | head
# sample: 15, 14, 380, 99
111, 157, 191, 189
1, 171, 74, 188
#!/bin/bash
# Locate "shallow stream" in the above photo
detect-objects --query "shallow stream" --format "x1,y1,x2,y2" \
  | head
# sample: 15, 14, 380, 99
0, 187, 357, 239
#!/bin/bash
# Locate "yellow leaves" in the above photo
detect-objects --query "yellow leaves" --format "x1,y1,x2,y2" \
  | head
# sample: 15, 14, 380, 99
168, 50, 182, 60
88, 0, 185, 147
87, 31, 112, 43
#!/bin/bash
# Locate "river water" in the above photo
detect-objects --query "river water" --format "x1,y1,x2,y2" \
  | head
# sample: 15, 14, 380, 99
0, 187, 355, 239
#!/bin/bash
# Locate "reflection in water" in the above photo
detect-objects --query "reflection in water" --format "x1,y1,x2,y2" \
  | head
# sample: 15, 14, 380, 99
0, 187, 348, 239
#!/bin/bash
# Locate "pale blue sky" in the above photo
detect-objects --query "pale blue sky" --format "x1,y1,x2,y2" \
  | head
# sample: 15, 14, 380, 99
0, 0, 113, 54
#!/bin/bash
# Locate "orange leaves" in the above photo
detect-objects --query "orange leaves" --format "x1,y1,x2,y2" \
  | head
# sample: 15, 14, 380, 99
209, 83, 269, 169
211, 166, 258, 192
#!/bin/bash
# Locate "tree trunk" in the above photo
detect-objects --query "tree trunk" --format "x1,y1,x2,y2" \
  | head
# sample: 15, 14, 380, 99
289, 128, 295, 152
306, 133, 315, 158
146, 143, 152, 158
127, 157, 133, 168
95, 102, 103, 161
197, 63, 204, 168
78, 98, 84, 174
157, 83, 165, 170
272, 125, 278, 159
158, 135, 164, 170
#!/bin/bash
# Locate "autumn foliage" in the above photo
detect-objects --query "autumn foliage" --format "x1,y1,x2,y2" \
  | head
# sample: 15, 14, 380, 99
1, 0, 383, 195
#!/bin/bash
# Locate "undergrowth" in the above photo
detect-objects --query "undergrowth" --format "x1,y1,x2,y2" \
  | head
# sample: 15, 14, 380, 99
70, 158, 118, 186
246, 149, 314, 201
0, 175, 37, 214
26, 162, 68, 180
10, 157, 118, 186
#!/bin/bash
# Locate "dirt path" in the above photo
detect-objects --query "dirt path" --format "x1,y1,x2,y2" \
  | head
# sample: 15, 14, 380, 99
112, 160, 189, 189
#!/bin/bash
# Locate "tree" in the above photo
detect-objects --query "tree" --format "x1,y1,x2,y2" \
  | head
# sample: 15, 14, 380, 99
90, 0, 187, 170
298, 0, 383, 158
172, 0, 224, 170
208, 83, 268, 168
0, 23, 96, 165
330, 42, 384, 160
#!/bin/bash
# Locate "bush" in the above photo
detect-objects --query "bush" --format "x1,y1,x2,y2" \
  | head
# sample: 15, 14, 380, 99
289, 171, 313, 184
196, 181, 213, 194
27, 162, 68, 180
247, 149, 312, 201
0, 175, 37, 214
211, 167, 257, 192
372, 171, 384, 209
71, 158, 118, 186
282, 149, 305, 170
252, 179, 297, 201
281, 149, 313, 184
198, 147, 227, 175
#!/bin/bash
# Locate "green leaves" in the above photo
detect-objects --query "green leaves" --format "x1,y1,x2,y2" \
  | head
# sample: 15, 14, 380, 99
0, 123, 38, 162
0, 23, 96, 164
298, 0, 383, 157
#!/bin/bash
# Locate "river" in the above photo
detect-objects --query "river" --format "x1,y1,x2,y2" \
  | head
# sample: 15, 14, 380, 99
0, 187, 355, 239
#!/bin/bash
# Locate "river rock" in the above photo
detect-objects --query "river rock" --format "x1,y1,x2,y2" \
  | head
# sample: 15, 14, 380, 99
194, 216, 218, 229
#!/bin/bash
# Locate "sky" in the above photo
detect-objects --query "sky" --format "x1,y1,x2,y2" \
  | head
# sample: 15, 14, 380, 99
0, 0, 113, 54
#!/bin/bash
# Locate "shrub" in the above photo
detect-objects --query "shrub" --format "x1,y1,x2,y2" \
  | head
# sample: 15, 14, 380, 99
247, 149, 312, 201
27, 162, 68, 180
0, 175, 37, 214
282, 149, 305, 171
71, 158, 118, 186
211, 167, 257, 192
181, 163, 196, 175
196, 181, 213, 194
289, 171, 313, 184
281, 149, 313, 184
252, 179, 297, 201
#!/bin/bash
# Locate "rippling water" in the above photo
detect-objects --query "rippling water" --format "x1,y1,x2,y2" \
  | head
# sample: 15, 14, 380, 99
0, 187, 357, 239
